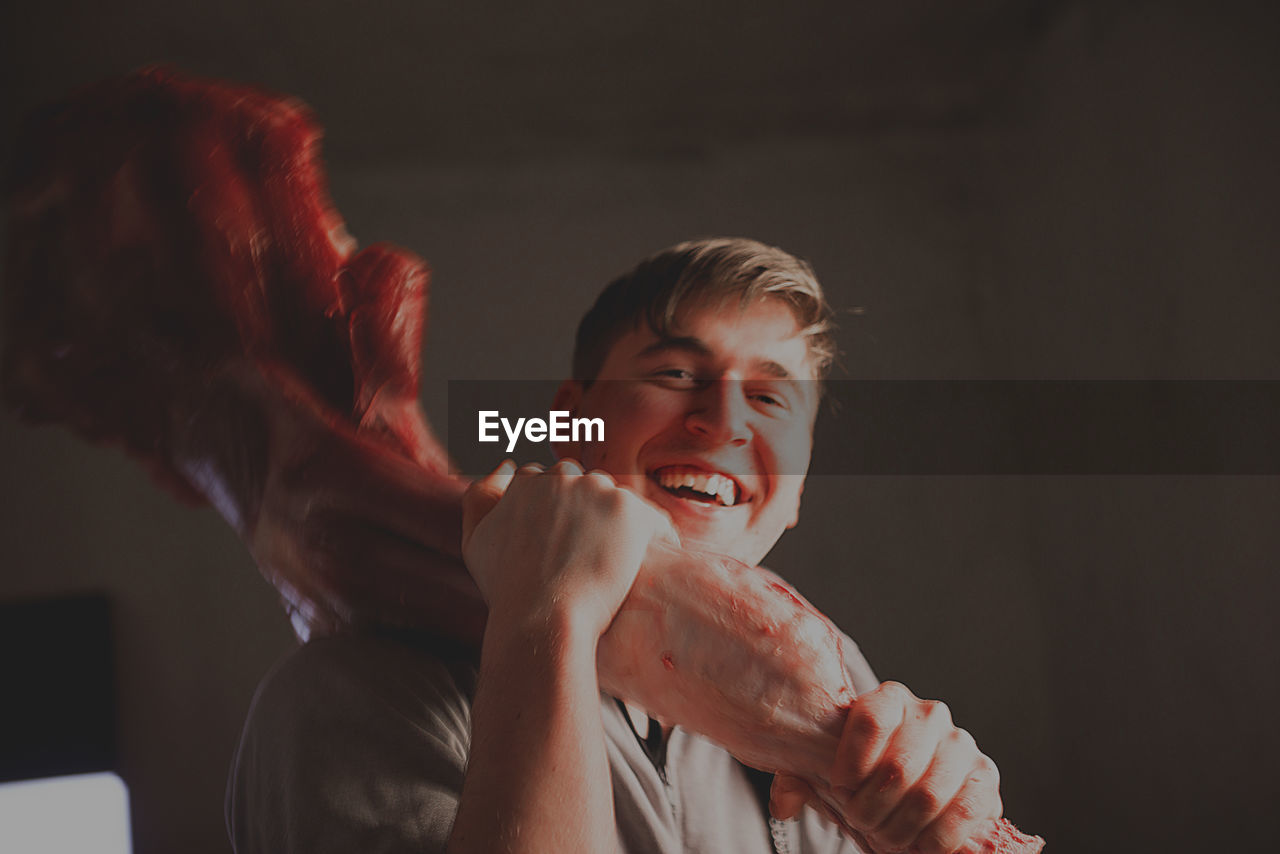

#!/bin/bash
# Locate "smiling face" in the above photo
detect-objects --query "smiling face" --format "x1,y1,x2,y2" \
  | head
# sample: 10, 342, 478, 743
554, 297, 819, 565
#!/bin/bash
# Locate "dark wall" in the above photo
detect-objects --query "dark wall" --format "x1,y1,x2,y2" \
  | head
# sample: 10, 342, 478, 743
3, 2, 1277, 852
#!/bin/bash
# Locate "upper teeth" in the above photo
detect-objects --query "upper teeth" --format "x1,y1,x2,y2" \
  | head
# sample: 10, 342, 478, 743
656, 468, 737, 506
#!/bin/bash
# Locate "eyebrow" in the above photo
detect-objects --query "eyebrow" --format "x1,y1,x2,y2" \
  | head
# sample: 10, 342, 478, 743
637, 336, 797, 380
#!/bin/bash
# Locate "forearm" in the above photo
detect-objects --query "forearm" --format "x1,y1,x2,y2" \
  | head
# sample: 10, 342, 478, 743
448, 610, 619, 854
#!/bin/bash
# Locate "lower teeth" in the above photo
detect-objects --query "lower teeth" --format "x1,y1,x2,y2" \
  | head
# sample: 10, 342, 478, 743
668, 486, 722, 505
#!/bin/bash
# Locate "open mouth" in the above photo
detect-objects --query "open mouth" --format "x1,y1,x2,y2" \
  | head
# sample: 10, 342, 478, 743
650, 465, 743, 507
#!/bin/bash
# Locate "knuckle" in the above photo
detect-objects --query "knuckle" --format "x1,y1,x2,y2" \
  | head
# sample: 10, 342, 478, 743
875, 754, 910, 790
948, 727, 978, 753
921, 698, 952, 725
600, 486, 629, 511
902, 784, 942, 818
880, 680, 910, 699
846, 705, 886, 742
974, 754, 1001, 785
879, 680, 919, 706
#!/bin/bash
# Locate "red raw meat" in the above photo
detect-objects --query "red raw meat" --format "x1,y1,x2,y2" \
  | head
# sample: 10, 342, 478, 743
4, 67, 443, 482
3, 67, 475, 637
2, 68, 1042, 853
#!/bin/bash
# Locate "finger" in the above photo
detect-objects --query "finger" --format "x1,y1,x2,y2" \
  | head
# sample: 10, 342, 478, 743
772, 776, 852, 832
461, 460, 518, 547
482, 458, 520, 492
810, 789, 876, 850
831, 681, 911, 797
585, 467, 617, 486
769, 774, 813, 821
843, 694, 953, 834
873, 728, 979, 852
551, 458, 584, 475
913, 757, 1002, 854
514, 461, 546, 478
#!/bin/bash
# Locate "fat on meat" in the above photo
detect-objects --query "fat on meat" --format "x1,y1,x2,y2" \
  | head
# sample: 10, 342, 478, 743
1, 68, 1042, 854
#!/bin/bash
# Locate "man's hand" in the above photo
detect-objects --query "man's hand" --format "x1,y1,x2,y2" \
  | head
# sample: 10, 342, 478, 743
448, 460, 677, 854
771, 681, 1002, 854
462, 459, 678, 640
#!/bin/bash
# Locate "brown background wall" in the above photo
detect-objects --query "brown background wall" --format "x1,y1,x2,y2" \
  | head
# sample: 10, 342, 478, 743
2, 2, 1277, 852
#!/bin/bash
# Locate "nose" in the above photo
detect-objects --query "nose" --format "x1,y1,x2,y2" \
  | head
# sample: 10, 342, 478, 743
684, 380, 751, 446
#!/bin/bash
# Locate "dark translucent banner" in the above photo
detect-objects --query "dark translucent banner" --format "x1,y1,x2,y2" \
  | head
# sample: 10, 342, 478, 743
446, 380, 1280, 476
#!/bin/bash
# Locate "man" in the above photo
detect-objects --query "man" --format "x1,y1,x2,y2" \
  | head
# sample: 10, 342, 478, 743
228, 238, 1002, 854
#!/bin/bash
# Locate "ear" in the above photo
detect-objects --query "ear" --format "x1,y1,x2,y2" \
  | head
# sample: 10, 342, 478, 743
785, 478, 806, 530
551, 379, 584, 462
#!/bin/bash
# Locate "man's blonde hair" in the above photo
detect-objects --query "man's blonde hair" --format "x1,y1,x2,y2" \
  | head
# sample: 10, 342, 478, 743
572, 237, 837, 384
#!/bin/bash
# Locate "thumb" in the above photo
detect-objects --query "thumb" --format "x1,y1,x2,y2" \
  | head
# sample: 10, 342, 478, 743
461, 459, 517, 549
769, 773, 815, 821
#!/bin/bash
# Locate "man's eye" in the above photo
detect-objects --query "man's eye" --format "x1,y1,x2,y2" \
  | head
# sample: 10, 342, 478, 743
749, 388, 790, 410
651, 369, 699, 388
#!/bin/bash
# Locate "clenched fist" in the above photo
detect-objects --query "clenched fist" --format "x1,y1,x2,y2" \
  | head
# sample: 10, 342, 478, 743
772, 681, 1002, 854
462, 459, 679, 641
